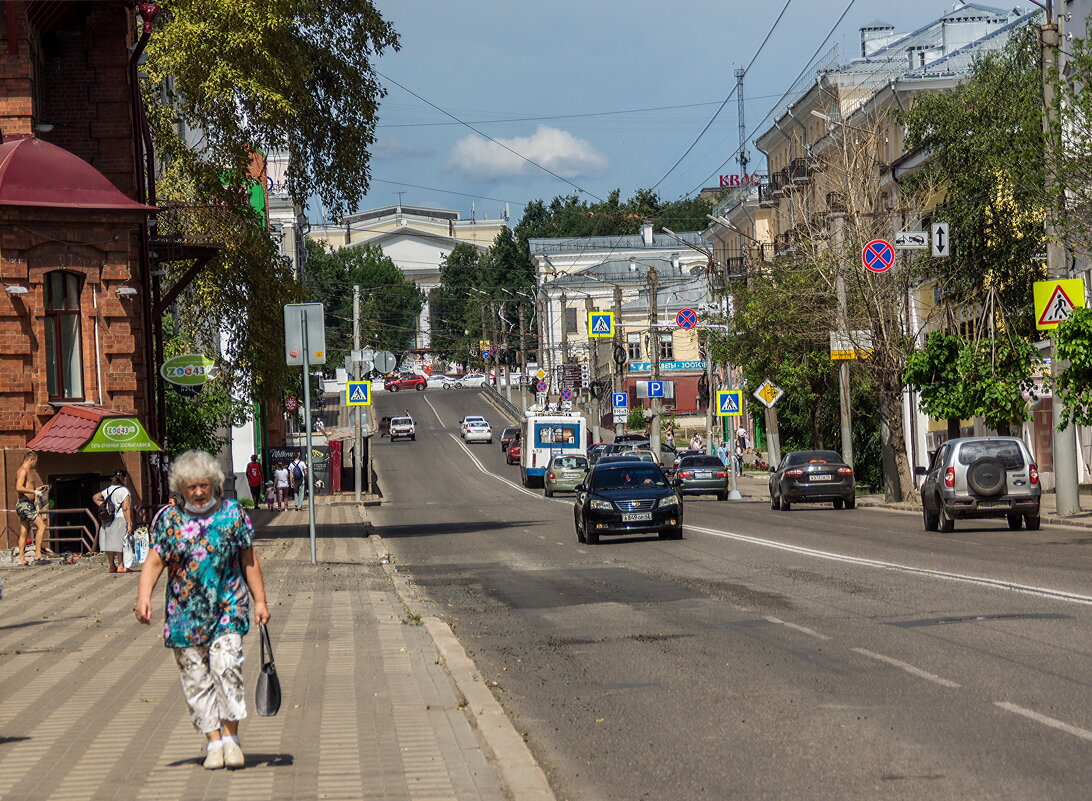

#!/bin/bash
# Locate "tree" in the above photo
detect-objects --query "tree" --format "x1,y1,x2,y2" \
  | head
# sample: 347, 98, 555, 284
1052, 308, 1092, 426
143, 0, 399, 218
304, 240, 425, 368
430, 244, 486, 363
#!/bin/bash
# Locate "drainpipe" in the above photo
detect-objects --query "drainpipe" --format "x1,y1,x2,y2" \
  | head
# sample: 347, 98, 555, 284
92, 285, 104, 406
129, 3, 163, 500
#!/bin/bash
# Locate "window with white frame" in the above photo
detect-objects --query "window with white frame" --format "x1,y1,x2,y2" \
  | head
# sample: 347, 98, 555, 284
44, 270, 84, 401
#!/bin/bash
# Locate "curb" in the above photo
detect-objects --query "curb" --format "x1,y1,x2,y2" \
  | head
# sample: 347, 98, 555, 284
363, 522, 558, 801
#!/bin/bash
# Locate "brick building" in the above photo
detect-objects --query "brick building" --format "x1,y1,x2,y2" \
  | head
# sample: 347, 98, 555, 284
0, 2, 159, 550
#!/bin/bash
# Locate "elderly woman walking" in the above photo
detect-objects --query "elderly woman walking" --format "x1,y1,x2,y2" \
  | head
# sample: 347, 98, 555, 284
135, 450, 270, 770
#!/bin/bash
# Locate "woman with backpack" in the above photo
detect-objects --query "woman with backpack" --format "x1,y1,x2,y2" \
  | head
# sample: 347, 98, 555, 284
93, 470, 133, 573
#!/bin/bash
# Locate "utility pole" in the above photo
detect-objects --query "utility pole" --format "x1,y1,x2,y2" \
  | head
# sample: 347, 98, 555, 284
479, 300, 488, 373
559, 292, 569, 365
648, 267, 661, 458
835, 215, 853, 468
613, 283, 624, 436
585, 296, 601, 441
519, 300, 528, 412
1038, 0, 1081, 513
353, 284, 362, 503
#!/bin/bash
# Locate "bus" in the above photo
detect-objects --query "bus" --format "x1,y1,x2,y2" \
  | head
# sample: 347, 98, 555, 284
520, 412, 588, 488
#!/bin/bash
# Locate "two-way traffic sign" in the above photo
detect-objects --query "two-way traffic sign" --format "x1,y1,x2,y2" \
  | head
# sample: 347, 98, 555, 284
346, 381, 372, 406
716, 390, 743, 417
931, 222, 950, 257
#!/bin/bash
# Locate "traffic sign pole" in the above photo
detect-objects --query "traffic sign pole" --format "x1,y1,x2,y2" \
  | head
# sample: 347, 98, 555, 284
300, 310, 317, 564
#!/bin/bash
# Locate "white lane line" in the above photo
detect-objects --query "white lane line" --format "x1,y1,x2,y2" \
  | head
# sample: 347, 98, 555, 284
448, 434, 544, 500
766, 616, 832, 641
995, 701, 1092, 742
423, 394, 445, 425
685, 523, 1092, 608
852, 648, 961, 688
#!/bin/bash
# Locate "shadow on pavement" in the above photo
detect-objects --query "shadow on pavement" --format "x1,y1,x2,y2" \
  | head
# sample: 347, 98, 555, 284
369, 519, 552, 540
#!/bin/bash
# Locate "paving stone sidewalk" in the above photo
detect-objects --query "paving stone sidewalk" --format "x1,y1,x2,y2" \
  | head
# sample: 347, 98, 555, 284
0, 502, 509, 801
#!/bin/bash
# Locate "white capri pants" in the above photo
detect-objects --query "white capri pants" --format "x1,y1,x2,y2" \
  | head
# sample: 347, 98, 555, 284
173, 633, 247, 733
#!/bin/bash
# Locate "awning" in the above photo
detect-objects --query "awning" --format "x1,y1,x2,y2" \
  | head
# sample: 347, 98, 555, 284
28, 405, 162, 453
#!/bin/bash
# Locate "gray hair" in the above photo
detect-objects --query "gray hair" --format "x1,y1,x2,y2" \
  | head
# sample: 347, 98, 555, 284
168, 450, 225, 493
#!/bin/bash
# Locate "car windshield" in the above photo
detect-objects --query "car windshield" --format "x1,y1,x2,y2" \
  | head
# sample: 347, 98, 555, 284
592, 466, 668, 490
957, 440, 1025, 469
785, 450, 842, 466
681, 456, 723, 468
554, 456, 589, 470
503, 429, 518, 436
391, 418, 412, 425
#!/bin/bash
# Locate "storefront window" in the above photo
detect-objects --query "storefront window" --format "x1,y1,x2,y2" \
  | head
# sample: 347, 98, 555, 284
44, 271, 84, 401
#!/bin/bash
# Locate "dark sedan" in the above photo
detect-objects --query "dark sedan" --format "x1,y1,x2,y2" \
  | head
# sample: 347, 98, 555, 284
500, 427, 520, 452
675, 455, 730, 500
574, 461, 683, 545
769, 450, 855, 511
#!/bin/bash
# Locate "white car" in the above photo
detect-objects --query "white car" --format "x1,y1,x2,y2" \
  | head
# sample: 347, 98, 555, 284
427, 374, 460, 389
464, 421, 493, 443
460, 416, 488, 437
389, 416, 416, 441
459, 372, 490, 388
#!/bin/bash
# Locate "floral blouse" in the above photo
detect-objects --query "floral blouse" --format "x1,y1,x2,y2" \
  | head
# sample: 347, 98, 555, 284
151, 499, 253, 648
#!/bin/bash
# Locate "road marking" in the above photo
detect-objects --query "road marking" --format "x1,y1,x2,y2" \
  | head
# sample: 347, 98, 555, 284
766, 616, 831, 640
684, 523, 1092, 608
995, 701, 1092, 741
448, 434, 543, 500
423, 394, 445, 425
852, 648, 961, 688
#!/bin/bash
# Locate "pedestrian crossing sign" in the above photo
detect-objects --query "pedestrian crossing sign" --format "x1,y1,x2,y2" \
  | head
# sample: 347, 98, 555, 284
1034, 278, 1085, 330
716, 390, 743, 417
588, 312, 614, 338
346, 381, 372, 406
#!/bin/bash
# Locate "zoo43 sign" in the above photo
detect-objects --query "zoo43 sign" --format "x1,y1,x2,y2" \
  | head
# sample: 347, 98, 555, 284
81, 417, 161, 452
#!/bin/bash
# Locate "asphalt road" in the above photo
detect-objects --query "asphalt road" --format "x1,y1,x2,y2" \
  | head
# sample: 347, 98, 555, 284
367, 388, 1092, 801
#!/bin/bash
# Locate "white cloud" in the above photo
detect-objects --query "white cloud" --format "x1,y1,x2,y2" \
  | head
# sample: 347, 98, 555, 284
447, 125, 608, 179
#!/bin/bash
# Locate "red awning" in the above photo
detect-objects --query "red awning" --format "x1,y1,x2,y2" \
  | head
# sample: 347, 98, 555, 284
0, 135, 156, 211
28, 405, 133, 454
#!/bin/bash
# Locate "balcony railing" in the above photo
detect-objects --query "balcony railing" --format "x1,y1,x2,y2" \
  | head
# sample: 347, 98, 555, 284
788, 157, 812, 183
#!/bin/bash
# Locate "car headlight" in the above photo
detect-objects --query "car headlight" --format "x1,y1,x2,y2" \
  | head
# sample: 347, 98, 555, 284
590, 499, 613, 511
658, 495, 679, 509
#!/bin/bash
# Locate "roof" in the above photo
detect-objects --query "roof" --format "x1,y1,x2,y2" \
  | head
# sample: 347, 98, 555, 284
28, 405, 133, 454
528, 231, 712, 255
0, 135, 156, 211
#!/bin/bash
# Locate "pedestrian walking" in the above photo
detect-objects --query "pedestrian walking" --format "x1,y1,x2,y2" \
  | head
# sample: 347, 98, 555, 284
716, 440, 730, 470
689, 433, 703, 452
93, 470, 133, 574
264, 481, 276, 511
665, 424, 675, 447
245, 455, 263, 506
288, 454, 307, 511
134, 450, 270, 771
14, 450, 49, 565
735, 445, 745, 474
272, 462, 289, 511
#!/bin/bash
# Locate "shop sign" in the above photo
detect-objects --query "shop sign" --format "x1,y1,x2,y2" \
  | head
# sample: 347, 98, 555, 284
81, 417, 161, 452
160, 354, 219, 386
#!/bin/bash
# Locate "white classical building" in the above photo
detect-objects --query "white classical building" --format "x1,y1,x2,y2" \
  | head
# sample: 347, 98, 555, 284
309, 205, 508, 350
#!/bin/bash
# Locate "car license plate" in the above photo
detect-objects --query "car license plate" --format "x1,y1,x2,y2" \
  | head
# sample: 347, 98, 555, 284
622, 512, 653, 522
810, 474, 832, 481
978, 501, 1009, 509
696, 471, 712, 479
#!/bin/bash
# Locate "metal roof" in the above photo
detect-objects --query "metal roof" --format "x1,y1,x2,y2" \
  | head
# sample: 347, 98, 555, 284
27, 405, 131, 454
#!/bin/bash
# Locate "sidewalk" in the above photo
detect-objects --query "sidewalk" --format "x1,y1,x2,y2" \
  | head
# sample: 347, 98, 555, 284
0, 500, 553, 801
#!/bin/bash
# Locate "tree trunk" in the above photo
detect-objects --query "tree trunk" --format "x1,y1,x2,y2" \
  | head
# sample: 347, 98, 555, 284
880, 388, 915, 503
947, 417, 960, 440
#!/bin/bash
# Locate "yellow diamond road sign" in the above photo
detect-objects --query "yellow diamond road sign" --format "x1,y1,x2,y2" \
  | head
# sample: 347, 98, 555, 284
753, 380, 783, 409
535, 369, 546, 380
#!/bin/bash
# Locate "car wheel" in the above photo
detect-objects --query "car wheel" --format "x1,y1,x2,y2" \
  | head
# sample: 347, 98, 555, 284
844, 496, 856, 510
1007, 514, 1022, 530
923, 505, 939, 531
833, 499, 844, 510
389, 385, 399, 392
671, 526, 683, 539
411, 435, 416, 441
770, 494, 779, 510
415, 384, 425, 391
779, 495, 791, 512
585, 527, 599, 545
544, 487, 553, 498
1025, 514, 1041, 531
718, 491, 728, 501
938, 505, 955, 532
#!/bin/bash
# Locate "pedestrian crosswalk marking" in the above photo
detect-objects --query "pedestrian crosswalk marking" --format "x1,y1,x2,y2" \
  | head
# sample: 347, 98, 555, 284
588, 312, 614, 337
346, 381, 372, 405
717, 390, 742, 416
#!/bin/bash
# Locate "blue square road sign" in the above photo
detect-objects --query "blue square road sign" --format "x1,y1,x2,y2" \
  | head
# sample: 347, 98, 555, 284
346, 381, 372, 406
612, 392, 628, 409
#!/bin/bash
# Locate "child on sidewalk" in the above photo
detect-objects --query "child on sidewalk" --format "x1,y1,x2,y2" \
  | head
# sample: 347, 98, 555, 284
264, 481, 276, 511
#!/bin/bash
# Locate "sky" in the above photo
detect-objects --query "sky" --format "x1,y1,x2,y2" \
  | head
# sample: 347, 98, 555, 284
312, 1, 1001, 227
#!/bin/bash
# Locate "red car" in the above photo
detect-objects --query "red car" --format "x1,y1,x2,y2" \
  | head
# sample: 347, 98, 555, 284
506, 443, 521, 465
383, 373, 427, 392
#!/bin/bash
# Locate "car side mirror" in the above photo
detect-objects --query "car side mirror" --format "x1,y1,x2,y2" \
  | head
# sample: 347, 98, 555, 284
672, 478, 683, 488
768, 466, 776, 473
914, 466, 927, 476
575, 484, 586, 492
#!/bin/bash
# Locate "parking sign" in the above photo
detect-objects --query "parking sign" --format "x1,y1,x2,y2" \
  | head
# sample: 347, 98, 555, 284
612, 392, 628, 409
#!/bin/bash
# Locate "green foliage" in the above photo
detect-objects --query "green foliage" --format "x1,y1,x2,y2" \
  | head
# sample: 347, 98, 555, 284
430, 244, 486, 362
144, 0, 399, 218
903, 332, 967, 422
303, 239, 424, 367
626, 407, 649, 431
514, 191, 712, 241
1053, 308, 1092, 426
900, 25, 1046, 333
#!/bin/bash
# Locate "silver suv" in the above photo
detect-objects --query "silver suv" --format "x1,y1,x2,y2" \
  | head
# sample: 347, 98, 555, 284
916, 436, 1041, 532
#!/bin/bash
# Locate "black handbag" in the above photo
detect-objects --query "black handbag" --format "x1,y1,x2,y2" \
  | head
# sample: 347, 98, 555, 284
254, 622, 281, 717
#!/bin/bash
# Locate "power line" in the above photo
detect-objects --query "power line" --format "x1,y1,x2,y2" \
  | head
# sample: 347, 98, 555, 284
650, 0, 796, 192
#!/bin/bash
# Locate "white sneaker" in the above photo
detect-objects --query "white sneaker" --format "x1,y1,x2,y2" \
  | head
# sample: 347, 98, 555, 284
203, 742, 225, 770
223, 739, 245, 769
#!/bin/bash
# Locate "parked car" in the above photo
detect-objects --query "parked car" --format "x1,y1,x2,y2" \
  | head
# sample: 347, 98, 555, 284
916, 436, 1040, 531
671, 449, 705, 474
427, 373, 459, 389
620, 450, 658, 464
614, 434, 649, 444
459, 372, 490, 388
500, 427, 520, 452
544, 454, 590, 497
464, 421, 493, 444
587, 442, 612, 465
573, 461, 683, 544
675, 455, 730, 500
388, 416, 416, 441
769, 450, 855, 511
459, 416, 487, 437
384, 373, 427, 392
506, 442, 522, 465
